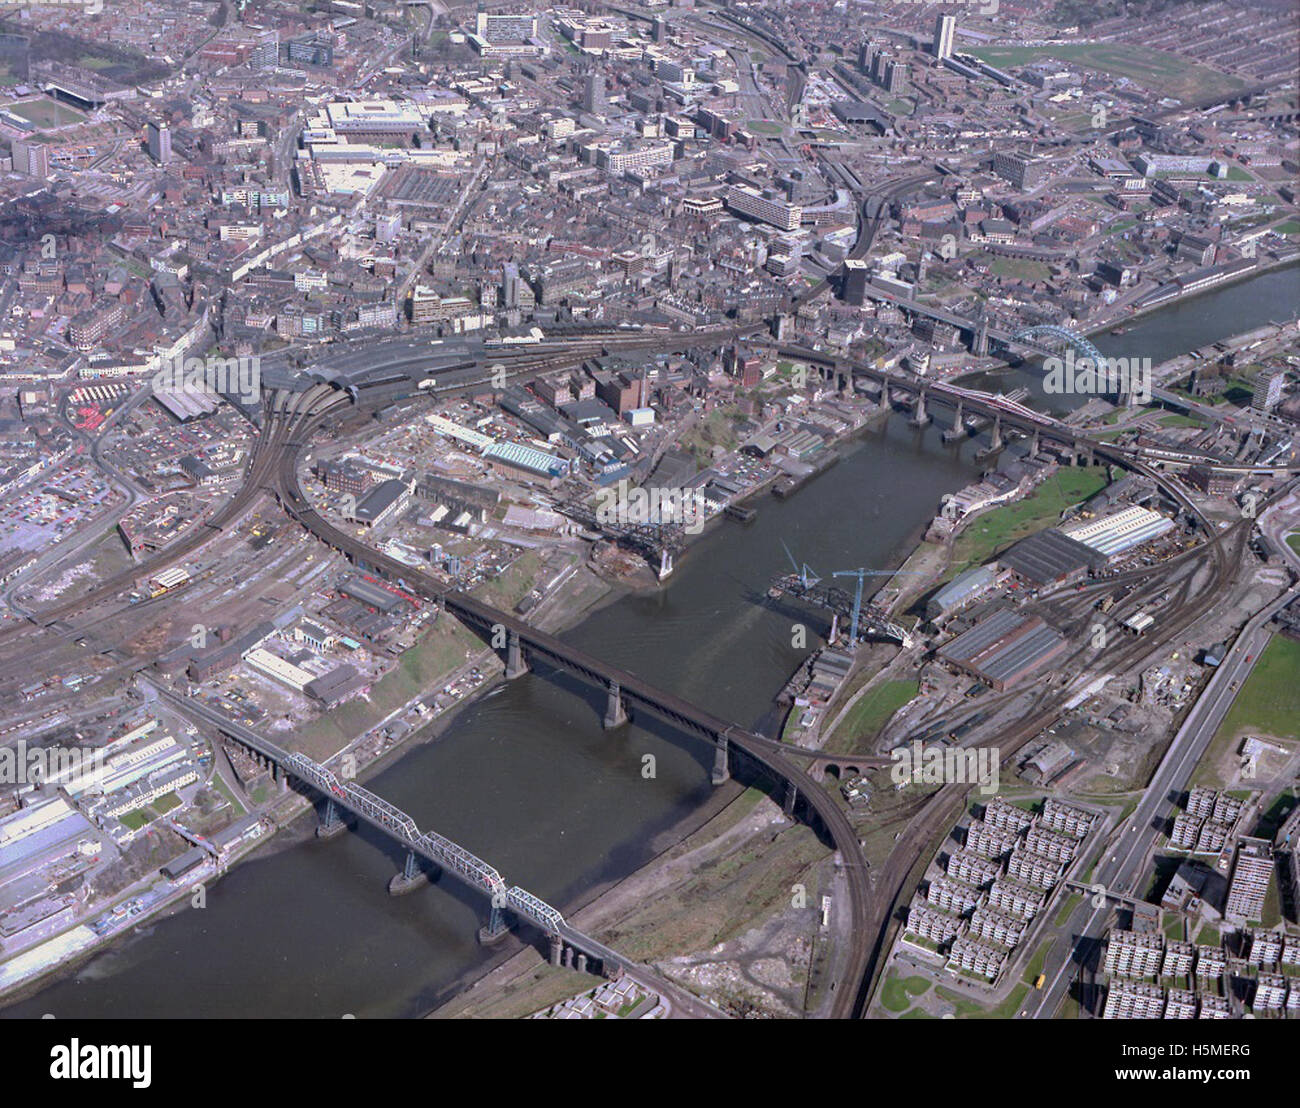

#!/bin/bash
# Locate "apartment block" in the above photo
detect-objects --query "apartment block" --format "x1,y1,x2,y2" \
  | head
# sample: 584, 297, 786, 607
1194, 944, 1226, 978
926, 876, 983, 915
1171, 812, 1202, 849
1253, 975, 1286, 1011
1104, 930, 1164, 978
724, 185, 802, 232
1226, 837, 1274, 922
987, 879, 1044, 921
1024, 826, 1079, 865
1212, 792, 1245, 825
983, 797, 1034, 835
1282, 935, 1300, 967
906, 901, 964, 944
968, 905, 1026, 948
964, 820, 1019, 859
1103, 982, 1165, 1019
1162, 940, 1195, 977
1198, 995, 1231, 1018
1041, 798, 1095, 838
1164, 989, 1197, 1019
1245, 928, 1283, 967
1186, 786, 1217, 820
1006, 848, 1064, 891
946, 936, 1006, 980
946, 849, 1003, 889
1196, 820, 1233, 854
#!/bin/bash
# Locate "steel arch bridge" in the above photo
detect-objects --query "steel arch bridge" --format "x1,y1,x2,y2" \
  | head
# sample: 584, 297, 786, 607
1010, 325, 1106, 368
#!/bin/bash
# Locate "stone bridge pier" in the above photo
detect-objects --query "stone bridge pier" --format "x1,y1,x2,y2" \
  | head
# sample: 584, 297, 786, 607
505, 629, 528, 679
604, 680, 628, 729
549, 935, 603, 978
711, 735, 730, 785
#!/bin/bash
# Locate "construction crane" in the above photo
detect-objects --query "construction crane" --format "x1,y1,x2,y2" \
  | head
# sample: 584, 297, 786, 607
780, 539, 819, 589
833, 566, 923, 644
769, 544, 918, 647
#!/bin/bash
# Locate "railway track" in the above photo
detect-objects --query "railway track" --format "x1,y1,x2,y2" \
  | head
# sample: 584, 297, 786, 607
3, 324, 1280, 1020
853, 505, 1254, 1017
264, 407, 878, 1019
0, 329, 743, 660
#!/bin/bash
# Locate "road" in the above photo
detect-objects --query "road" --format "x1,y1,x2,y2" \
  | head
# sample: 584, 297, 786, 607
1027, 580, 1299, 1019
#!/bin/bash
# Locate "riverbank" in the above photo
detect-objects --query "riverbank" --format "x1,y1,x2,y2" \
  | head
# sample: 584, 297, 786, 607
1082, 253, 1299, 341
425, 778, 749, 1018
0, 555, 625, 1008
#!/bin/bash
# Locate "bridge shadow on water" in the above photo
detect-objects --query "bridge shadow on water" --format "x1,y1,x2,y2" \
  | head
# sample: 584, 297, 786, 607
281, 777, 567, 975
486, 647, 849, 855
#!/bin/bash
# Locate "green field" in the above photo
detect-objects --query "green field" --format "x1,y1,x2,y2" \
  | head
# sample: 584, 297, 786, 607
991, 257, 1052, 283
1158, 413, 1207, 429
1287, 534, 1300, 556
827, 678, 920, 752
969, 43, 1244, 102
937, 981, 1030, 1019
1212, 635, 1300, 746
7, 98, 84, 127
880, 971, 931, 1013
945, 468, 1110, 580
746, 119, 784, 135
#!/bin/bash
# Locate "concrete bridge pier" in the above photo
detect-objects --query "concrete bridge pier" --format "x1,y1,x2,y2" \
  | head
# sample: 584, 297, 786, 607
316, 798, 347, 840
273, 762, 288, 793
549, 934, 563, 967
388, 849, 431, 895
505, 629, 529, 680
563, 945, 574, 969
603, 680, 628, 729
658, 547, 674, 580
941, 398, 966, 443
711, 736, 730, 786
1029, 429, 1040, 456
989, 413, 1003, 452
909, 389, 930, 428
783, 781, 798, 818
575, 953, 588, 975
477, 902, 511, 946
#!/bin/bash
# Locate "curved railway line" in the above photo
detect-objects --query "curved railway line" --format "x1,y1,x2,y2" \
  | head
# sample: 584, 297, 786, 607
266, 401, 878, 1019
4, 316, 1287, 1019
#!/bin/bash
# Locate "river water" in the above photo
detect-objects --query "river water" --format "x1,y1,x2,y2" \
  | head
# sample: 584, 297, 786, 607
4, 263, 1296, 1018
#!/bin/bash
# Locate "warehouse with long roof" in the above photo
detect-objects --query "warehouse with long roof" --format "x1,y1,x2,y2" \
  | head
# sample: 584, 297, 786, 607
1059, 505, 1175, 559
998, 529, 1107, 588
938, 608, 1069, 690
